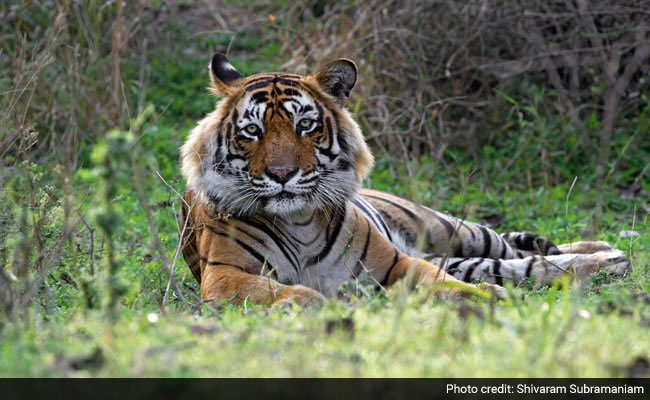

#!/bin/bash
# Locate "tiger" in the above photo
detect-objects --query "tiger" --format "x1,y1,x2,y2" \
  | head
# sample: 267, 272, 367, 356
178, 53, 630, 307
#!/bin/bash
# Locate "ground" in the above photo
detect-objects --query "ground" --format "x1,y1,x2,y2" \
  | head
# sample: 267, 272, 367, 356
1, 150, 649, 376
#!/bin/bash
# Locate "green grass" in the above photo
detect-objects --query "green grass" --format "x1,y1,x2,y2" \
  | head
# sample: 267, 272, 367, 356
1, 258, 649, 377
1, 142, 648, 376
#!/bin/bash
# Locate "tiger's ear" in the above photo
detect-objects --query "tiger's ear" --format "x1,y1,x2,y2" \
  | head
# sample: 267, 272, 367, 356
313, 59, 357, 105
209, 53, 244, 97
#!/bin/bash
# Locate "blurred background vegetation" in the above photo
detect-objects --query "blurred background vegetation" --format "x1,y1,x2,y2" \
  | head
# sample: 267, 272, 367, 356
0, 0, 649, 377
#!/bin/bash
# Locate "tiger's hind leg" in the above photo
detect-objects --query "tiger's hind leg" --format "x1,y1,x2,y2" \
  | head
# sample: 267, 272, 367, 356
429, 249, 630, 287
359, 190, 629, 286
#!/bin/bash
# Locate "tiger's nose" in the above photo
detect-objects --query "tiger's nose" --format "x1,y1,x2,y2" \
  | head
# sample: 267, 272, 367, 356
266, 166, 299, 184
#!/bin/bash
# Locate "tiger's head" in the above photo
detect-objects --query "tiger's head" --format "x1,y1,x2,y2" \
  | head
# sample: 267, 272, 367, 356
181, 53, 373, 217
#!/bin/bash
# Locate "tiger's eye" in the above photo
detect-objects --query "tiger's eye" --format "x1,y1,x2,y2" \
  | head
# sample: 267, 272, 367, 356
245, 124, 259, 134
299, 119, 314, 129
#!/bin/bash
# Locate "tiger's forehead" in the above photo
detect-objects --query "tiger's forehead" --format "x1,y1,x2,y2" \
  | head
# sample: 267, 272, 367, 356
232, 73, 322, 123
242, 73, 304, 87
237, 73, 322, 99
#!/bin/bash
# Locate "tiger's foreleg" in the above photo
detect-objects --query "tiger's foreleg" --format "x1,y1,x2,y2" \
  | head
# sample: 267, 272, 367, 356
382, 255, 507, 299
201, 265, 326, 307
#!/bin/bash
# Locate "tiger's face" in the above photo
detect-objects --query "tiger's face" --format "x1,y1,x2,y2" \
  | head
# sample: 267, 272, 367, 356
181, 54, 373, 217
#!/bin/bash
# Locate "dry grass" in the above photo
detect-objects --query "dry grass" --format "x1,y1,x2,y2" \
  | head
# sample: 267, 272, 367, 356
279, 0, 650, 163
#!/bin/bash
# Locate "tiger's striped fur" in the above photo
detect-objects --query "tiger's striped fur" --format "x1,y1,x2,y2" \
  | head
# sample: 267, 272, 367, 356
179, 54, 629, 307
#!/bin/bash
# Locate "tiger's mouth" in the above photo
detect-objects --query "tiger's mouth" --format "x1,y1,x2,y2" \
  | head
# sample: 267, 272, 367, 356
275, 191, 297, 200
259, 190, 310, 215
260, 191, 300, 202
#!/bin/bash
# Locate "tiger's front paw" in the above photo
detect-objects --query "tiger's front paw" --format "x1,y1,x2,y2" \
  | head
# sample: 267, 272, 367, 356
272, 285, 326, 308
446, 282, 507, 301
478, 282, 508, 300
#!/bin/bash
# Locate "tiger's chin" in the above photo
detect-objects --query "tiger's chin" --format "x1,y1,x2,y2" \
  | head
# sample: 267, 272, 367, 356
262, 194, 311, 216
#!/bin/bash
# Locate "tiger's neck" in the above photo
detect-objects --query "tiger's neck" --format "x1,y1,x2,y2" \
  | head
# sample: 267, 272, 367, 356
271, 204, 348, 228
203, 196, 349, 229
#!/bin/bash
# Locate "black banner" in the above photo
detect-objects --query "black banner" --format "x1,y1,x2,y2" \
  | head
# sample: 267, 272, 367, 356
1, 378, 649, 400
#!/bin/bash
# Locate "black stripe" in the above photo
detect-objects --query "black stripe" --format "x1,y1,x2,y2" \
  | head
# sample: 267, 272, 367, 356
460, 221, 476, 240
515, 234, 524, 249
283, 88, 300, 97
500, 241, 508, 259
282, 98, 305, 109
480, 226, 492, 258
523, 234, 536, 250
234, 225, 266, 246
363, 194, 420, 224
463, 259, 484, 282
361, 204, 394, 242
257, 216, 300, 252
493, 260, 503, 286
314, 101, 325, 128
306, 207, 346, 266
277, 102, 293, 120
231, 108, 239, 126
325, 117, 334, 150
317, 147, 338, 162
206, 226, 274, 271
244, 76, 274, 87
446, 259, 464, 275
359, 218, 372, 263
515, 233, 536, 250
265, 103, 275, 120
352, 198, 384, 233
433, 212, 456, 237
337, 159, 351, 171
333, 220, 357, 266
250, 91, 269, 103
245, 81, 272, 91
205, 260, 246, 270
525, 256, 536, 277
337, 130, 349, 153
380, 249, 400, 286
303, 231, 322, 246
274, 77, 301, 87
376, 214, 393, 242
245, 218, 300, 275
452, 242, 465, 257
300, 104, 313, 113
213, 121, 224, 153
